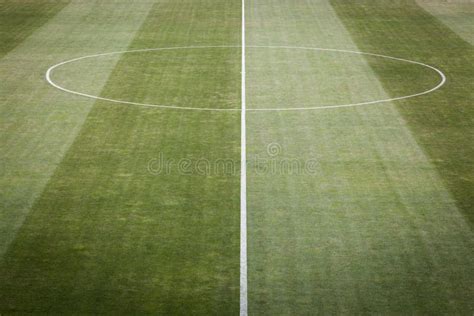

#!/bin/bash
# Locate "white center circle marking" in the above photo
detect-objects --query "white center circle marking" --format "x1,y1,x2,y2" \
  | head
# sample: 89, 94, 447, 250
45, 45, 446, 112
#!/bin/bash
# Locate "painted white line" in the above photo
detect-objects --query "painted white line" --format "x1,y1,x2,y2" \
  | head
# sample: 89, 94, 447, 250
45, 46, 446, 112
240, 0, 248, 315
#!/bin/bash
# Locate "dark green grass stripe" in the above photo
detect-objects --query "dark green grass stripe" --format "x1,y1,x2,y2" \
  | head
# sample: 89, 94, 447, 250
0, 0, 241, 314
0, 0, 70, 58
331, 0, 474, 224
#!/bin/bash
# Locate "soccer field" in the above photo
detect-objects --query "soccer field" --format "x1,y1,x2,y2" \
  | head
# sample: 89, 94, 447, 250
0, 0, 473, 314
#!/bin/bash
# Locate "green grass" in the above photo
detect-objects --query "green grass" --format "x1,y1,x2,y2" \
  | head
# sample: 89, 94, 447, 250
1, 0, 240, 313
416, 0, 474, 45
0, 0, 155, 257
247, 0, 473, 314
0, 0, 69, 58
331, 0, 474, 225
0, 0, 473, 314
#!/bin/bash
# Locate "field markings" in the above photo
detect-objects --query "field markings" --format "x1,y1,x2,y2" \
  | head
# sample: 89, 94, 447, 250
45, 46, 446, 112
240, 1, 248, 316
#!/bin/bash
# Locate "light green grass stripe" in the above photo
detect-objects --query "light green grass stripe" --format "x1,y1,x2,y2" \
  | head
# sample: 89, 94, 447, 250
0, 0, 241, 313
417, 0, 474, 45
0, 0, 70, 59
0, 1, 155, 257
247, 0, 473, 314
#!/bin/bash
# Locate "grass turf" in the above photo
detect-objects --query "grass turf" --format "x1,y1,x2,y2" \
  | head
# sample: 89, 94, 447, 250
0, 0, 70, 58
331, 0, 474, 225
0, 0, 155, 257
416, 0, 474, 45
0, 0, 472, 314
1, 0, 240, 313
246, 0, 473, 314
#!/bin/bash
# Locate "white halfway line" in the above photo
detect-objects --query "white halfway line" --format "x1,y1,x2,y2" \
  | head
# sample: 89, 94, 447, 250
240, 0, 248, 315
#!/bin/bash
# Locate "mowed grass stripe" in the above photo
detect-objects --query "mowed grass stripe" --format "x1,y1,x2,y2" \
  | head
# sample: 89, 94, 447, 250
0, 1, 154, 257
0, 0, 241, 314
0, 0, 69, 58
246, 0, 473, 314
416, 0, 474, 45
331, 0, 474, 224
